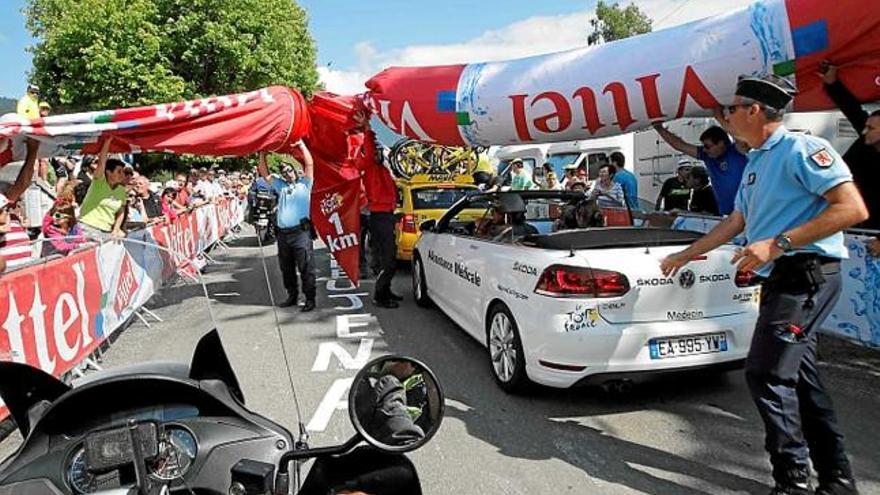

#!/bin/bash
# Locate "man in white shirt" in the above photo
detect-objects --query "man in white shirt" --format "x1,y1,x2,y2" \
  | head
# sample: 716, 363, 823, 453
195, 168, 216, 201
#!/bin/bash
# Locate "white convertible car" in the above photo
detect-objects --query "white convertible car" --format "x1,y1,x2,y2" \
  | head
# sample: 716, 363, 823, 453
411, 191, 760, 392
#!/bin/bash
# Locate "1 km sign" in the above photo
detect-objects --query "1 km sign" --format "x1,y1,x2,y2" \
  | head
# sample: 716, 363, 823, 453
311, 176, 362, 286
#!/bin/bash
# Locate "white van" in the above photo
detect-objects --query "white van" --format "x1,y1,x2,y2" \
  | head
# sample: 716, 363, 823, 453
545, 135, 633, 182
493, 144, 549, 181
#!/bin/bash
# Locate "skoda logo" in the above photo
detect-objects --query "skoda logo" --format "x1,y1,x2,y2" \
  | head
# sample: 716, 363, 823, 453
678, 270, 696, 289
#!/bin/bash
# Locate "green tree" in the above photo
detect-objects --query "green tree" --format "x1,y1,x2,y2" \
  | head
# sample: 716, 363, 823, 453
0, 97, 17, 114
24, 0, 319, 112
588, 1, 652, 45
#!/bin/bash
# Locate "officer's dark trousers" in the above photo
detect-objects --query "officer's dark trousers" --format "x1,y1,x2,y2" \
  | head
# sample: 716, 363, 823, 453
745, 264, 849, 482
276, 227, 316, 302
370, 212, 397, 300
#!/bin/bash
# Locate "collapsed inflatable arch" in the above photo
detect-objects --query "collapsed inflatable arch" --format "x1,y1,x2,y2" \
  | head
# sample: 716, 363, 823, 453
365, 0, 880, 147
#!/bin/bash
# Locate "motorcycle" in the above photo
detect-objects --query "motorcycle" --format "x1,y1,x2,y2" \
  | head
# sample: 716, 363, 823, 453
248, 188, 278, 245
0, 237, 444, 495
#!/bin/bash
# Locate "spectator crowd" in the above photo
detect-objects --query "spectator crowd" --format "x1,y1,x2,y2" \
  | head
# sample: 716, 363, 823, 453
0, 125, 254, 274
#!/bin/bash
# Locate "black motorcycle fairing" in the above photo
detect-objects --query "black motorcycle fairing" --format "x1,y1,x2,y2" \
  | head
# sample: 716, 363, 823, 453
0, 362, 70, 438
0, 330, 297, 495
189, 330, 244, 405
72, 363, 190, 388
0, 374, 294, 494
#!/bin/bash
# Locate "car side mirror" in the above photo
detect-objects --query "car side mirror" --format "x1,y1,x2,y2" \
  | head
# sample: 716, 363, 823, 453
419, 219, 436, 232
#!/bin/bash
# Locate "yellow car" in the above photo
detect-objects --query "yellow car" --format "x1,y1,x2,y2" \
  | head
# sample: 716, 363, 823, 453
394, 174, 483, 261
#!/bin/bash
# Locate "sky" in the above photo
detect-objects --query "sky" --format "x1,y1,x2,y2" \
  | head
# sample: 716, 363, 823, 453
0, 0, 755, 99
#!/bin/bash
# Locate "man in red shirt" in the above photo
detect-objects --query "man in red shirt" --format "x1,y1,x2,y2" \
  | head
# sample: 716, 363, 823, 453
355, 113, 401, 308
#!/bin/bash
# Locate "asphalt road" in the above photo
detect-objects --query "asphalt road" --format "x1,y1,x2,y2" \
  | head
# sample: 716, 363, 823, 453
2, 227, 879, 495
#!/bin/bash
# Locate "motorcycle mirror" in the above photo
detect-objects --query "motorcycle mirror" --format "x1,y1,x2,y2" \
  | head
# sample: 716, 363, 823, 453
349, 356, 444, 453
419, 219, 436, 232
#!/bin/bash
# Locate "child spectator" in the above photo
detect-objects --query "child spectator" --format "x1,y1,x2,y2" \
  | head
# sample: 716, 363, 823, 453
41, 200, 86, 257
160, 187, 179, 223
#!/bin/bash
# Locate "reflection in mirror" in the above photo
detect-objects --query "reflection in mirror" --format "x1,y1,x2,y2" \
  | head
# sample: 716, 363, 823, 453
350, 357, 443, 452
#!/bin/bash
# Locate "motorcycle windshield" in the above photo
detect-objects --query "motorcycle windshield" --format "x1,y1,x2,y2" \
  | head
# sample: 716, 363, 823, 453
0, 233, 221, 453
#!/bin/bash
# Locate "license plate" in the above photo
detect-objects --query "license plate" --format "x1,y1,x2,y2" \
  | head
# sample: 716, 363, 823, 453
257, 219, 268, 226
649, 333, 728, 359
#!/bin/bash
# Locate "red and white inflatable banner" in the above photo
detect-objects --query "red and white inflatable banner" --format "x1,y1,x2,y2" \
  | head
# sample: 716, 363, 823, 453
366, 0, 880, 146
0, 199, 245, 420
307, 92, 374, 284
0, 86, 310, 167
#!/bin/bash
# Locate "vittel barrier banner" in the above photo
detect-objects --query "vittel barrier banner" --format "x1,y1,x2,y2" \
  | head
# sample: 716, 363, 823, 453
0, 199, 245, 421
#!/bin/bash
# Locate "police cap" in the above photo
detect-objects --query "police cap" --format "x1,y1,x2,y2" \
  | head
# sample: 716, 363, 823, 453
735, 75, 796, 110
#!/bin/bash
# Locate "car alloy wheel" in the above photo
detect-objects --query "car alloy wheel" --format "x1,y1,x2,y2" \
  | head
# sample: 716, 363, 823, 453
412, 255, 432, 308
487, 304, 528, 393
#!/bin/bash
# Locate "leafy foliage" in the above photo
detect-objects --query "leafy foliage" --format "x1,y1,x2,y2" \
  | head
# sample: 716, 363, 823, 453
0, 97, 16, 114
24, 0, 319, 112
588, 1, 652, 46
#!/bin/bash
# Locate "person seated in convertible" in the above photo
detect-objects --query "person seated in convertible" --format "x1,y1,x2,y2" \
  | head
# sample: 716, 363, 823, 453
482, 194, 538, 242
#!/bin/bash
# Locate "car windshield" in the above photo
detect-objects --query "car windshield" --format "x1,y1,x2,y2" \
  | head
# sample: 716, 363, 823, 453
412, 187, 475, 210
545, 153, 580, 178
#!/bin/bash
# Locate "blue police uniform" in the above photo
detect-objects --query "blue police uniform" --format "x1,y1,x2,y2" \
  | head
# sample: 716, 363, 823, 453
735, 127, 852, 276
271, 175, 316, 306
272, 176, 312, 228
736, 126, 854, 488
698, 141, 748, 215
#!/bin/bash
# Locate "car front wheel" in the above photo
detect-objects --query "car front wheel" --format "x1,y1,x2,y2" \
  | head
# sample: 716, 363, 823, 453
487, 304, 529, 393
412, 255, 432, 308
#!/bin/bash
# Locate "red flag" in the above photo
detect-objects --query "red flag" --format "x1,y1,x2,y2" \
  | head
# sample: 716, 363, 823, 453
311, 176, 362, 286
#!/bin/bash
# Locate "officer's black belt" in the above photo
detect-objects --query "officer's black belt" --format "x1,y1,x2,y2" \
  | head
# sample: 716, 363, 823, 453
277, 225, 306, 233
781, 253, 840, 269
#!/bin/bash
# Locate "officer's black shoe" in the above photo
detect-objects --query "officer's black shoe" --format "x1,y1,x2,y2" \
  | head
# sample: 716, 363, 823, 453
301, 300, 316, 312
373, 298, 399, 309
816, 472, 858, 495
770, 469, 812, 495
278, 295, 298, 308
769, 484, 811, 495
388, 291, 404, 301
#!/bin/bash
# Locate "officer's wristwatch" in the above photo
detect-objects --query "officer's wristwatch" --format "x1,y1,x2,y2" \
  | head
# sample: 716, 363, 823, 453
774, 234, 793, 252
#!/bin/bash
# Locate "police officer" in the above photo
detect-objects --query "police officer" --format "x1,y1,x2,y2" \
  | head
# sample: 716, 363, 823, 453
660, 74, 868, 495
257, 142, 317, 312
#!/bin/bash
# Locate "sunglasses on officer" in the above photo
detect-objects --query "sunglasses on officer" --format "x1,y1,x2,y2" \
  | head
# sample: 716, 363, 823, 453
724, 97, 767, 117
